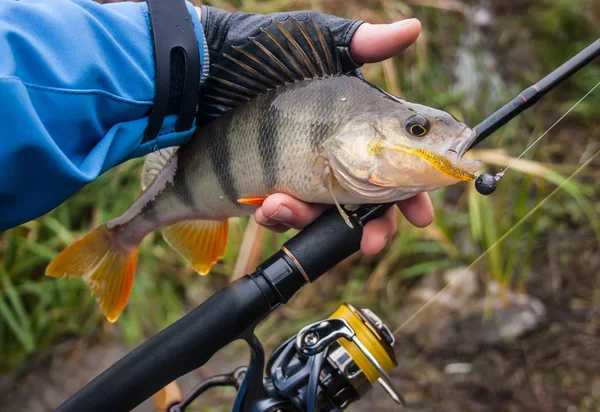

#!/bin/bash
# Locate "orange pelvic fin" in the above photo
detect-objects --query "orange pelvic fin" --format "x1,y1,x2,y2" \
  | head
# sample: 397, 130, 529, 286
45, 225, 139, 323
162, 220, 229, 275
237, 196, 268, 206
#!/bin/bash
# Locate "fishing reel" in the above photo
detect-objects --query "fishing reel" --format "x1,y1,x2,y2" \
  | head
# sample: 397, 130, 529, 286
158, 304, 403, 412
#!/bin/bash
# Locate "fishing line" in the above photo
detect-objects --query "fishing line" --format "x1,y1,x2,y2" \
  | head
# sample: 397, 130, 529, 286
392, 147, 599, 336
496, 80, 600, 179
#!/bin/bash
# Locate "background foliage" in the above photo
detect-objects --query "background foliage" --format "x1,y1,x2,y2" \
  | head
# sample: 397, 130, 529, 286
1, 0, 599, 410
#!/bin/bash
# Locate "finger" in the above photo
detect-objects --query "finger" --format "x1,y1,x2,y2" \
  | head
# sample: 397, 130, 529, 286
254, 193, 328, 230
396, 193, 434, 228
256, 220, 293, 233
349, 19, 422, 63
360, 205, 398, 256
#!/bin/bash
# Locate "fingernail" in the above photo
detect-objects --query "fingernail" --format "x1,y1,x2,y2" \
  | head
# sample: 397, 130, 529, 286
268, 205, 293, 222
261, 220, 278, 227
397, 18, 417, 26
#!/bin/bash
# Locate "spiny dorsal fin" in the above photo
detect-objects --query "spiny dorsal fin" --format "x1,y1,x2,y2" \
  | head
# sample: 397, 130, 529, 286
141, 147, 178, 191
199, 17, 342, 125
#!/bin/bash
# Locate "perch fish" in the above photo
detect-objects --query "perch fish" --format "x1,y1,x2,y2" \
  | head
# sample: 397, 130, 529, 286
46, 17, 481, 321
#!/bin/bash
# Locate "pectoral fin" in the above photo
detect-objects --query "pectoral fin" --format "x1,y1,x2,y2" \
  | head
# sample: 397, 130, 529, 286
238, 196, 268, 206
162, 220, 228, 275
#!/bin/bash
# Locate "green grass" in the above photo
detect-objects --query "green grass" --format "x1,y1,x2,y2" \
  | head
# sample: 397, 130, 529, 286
1, 0, 599, 370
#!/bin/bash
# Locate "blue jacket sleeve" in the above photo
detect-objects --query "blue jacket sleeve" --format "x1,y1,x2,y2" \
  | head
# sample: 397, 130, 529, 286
0, 0, 207, 231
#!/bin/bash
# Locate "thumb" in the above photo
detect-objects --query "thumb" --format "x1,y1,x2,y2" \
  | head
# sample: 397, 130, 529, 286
349, 19, 422, 63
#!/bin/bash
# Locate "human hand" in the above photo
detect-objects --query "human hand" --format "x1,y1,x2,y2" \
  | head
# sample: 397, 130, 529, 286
252, 19, 435, 255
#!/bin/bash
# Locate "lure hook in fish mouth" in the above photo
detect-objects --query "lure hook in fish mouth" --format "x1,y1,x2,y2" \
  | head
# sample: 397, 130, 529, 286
370, 141, 479, 182
441, 127, 481, 177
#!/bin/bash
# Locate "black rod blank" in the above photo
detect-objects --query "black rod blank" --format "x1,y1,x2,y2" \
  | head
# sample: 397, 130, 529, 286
468, 37, 600, 150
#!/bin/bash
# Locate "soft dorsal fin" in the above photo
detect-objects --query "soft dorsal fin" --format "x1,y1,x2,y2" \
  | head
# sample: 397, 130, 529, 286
198, 17, 342, 125
141, 147, 178, 190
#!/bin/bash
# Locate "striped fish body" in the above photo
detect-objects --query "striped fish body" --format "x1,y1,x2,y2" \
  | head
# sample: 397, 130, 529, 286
119, 75, 399, 239
46, 17, 480, 322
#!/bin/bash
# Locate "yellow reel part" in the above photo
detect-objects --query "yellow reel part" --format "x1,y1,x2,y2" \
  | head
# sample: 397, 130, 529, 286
329, 304, 397, 383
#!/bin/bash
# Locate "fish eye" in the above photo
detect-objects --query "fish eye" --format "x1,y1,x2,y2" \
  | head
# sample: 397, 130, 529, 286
405, 115, 430, 137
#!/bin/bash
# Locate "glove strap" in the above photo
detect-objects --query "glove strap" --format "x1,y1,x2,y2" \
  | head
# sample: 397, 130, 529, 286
144, 0, 201, 143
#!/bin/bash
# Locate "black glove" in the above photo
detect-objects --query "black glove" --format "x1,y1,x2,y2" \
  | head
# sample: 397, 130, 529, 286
200, 5, 365, 78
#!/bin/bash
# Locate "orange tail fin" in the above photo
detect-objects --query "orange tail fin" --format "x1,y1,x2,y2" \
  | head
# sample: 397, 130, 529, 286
46, 225, 139, 322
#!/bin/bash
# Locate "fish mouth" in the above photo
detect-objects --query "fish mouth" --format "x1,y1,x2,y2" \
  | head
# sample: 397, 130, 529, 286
443, 127, 481, 174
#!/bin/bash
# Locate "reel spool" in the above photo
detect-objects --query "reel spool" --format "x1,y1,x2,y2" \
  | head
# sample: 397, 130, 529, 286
265, 303, 404, 411
328, 304, 397, 384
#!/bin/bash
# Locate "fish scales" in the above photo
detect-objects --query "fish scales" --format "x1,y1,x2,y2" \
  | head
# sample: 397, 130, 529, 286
178, 75, 396, 212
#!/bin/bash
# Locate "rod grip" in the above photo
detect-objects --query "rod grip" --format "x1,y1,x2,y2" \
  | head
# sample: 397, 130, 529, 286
283, 204, 392, 282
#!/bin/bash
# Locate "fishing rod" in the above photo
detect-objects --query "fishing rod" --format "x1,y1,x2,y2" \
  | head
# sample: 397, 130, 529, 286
472, 37, 600, 195
57, 37, 600, 412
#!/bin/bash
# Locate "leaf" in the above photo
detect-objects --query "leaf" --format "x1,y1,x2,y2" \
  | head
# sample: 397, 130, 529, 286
0, 270, 34, 353
42, 216, 74, 245
400, 260, 457, 279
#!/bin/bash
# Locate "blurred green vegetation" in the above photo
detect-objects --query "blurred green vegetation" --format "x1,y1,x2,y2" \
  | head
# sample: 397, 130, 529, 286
1, 0, 599, 371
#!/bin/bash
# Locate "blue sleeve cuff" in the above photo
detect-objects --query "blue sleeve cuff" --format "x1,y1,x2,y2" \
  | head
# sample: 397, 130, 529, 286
0, 0, 208, 230
130, 1, 207, 158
